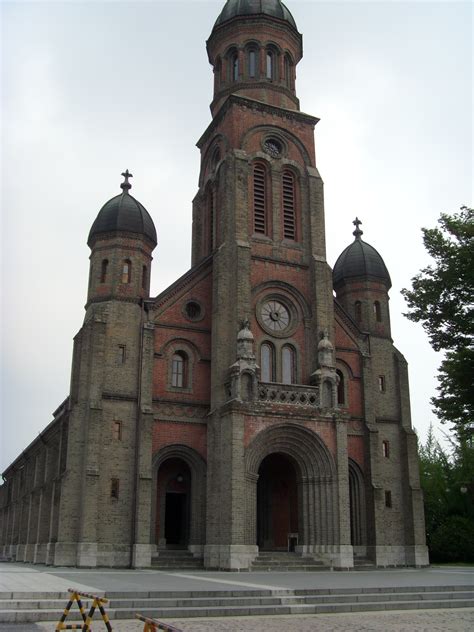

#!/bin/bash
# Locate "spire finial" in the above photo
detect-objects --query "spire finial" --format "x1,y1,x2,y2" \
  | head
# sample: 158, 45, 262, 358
121, 169, 133, 192
352, 216, 363, 239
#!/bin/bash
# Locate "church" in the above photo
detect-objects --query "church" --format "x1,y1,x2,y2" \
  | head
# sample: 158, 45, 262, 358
0, 0, 428, 570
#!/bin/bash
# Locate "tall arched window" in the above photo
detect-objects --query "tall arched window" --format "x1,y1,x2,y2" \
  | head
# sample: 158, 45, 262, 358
354, 301, 362, 323
282, 170, 296, 240
214, 57, 222, 90
248, 48, 257, 78
122, 259, 132, 284
230, 50, 239, 81
142, 265, 147, 290
266, 49, 275, 80
336, 369, 345, 405
374, 301, 382, 322
253, 163, 267, 234
206, 186, 215, 253
284, 54, 293, 89
171, 352, 187, 388
281, 345, 296, 384
100, 259, 108, 283
260, 343, 275, 382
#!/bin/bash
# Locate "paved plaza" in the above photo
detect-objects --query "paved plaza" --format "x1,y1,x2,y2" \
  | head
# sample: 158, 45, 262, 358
0, 563, 473, 630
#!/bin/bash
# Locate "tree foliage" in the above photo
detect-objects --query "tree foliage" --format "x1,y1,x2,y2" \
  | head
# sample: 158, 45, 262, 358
402, 206, 474, 429
418, 427, 474, 562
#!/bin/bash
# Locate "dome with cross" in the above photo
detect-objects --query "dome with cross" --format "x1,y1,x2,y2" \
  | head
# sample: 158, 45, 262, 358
213, 0, 298, 31
333, 218, 391, 289
88, 170, 157, 247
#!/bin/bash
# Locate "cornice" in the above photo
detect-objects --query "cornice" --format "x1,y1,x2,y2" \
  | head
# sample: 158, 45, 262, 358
197, 95, 319, 149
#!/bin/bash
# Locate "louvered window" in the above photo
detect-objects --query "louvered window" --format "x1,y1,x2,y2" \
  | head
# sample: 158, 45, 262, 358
282, 170, 296, 240
253, 164, 266, 234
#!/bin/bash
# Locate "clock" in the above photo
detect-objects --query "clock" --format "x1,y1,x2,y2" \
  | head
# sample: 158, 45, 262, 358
263, 138, 283, 158
261, 300, 290, 332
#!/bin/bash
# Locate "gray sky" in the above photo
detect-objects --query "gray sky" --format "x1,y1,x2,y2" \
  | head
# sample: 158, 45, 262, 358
1, 0, 472, 472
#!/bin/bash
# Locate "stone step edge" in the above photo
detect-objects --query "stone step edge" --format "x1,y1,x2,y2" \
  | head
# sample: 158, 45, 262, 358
1, 585, 473, 600
2, 591, 474, 609
2, 598, 474, 623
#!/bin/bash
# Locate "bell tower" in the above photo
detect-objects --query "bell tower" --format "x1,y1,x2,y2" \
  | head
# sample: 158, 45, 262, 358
197, 0, 341, 569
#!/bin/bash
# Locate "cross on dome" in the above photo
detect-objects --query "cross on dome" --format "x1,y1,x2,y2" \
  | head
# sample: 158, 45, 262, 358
121, 169, 133, 191
352, 216, 363, 239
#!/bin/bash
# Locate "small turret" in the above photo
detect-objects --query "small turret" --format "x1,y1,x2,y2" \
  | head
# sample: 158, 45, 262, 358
333, 218, 392, 338
86, 171, 157, 310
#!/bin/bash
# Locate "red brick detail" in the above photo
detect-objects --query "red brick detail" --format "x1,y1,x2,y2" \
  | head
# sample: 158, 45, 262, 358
348, 435, 365, 471
152, 421, 207, 461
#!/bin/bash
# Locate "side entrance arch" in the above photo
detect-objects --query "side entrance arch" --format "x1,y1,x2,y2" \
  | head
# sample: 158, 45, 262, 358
152, 445, 206, 551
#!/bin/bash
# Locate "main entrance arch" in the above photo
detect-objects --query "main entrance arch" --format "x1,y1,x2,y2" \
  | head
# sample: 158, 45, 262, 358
257, 453, 298, 550
245, 424, 339, 552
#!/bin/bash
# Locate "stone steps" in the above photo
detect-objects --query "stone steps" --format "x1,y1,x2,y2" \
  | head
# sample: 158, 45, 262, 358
251, 551, 327, 571
151, 549, 204, 570
1, 585, 473, 623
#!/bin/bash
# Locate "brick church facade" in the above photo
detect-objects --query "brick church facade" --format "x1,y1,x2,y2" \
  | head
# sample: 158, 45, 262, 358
0, 0, 429, 570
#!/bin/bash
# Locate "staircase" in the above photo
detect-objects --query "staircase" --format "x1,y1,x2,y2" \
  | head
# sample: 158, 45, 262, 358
1, 585, 473, 623
151, 549, 204, 570
251, 551, 327, 571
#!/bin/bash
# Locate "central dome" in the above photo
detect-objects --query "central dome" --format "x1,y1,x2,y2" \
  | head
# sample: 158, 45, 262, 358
213, 0, 298, 31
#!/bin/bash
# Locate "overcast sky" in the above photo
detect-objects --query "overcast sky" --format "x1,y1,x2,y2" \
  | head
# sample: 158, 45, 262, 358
1, 0, 472, 472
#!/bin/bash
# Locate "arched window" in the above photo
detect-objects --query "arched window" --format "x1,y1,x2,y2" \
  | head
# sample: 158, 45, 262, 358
206, 186, 215, 253
354, 301, 362, 323
142, 265, 147, 290
248, 48, 257, 78
336, 369, 345, 405
122, 259, 132, 284
171, 352, 187, 388
282, 170, 296, 240
253, 163, 267, 234
260, 343, 275, 382
214, 57, 222, 90
230, 50, 239, 81
281, 345, 296, 384
266, 49, 276, 80
374, 301, 382, 322
100, 259, 108, 283
284, 54, 293, 89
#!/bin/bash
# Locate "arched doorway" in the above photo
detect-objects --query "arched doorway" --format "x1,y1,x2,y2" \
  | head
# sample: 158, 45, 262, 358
257, 453, 298, 550
245, 424, 338, 552
348, 459, 367, 551
156, 458, 191, 548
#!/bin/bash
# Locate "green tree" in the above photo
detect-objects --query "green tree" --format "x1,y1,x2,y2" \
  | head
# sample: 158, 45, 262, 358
418, 427, 474, 562
402, 206, 474, 430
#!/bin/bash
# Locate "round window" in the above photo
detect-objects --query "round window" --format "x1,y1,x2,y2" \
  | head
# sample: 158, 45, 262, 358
184, 301, 202, 321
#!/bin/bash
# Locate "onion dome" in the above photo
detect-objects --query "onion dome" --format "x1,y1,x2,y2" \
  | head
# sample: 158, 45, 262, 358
213, 0, 298, 31
333, 218, 391, 289
88, 170, 157, 247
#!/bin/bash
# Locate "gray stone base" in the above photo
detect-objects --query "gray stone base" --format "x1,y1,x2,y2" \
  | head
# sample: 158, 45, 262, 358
15, 544, 26, 562
188, 544, 204, 558
132, 543, 152, 568
300, 544, 354, 568
45, 542, 56, 565
23, 543, 35, 563
204, 544, 258, 570
369, 545, 430, 567
33, 543, 48, 564
76, 542, 98, 567
53, 542, 79, 566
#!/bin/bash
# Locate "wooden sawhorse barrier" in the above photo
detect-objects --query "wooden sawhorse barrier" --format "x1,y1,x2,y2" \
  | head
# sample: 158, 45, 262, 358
56, 588, 113, 631
136, 614, 182, 632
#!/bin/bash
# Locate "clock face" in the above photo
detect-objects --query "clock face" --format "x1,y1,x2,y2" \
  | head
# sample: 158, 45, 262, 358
263, 139, 282, 158
261, 300, 290, 332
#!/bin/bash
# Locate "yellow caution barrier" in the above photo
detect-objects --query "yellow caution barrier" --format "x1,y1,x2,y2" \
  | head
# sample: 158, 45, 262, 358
135, 613, 182, 632
56, 588, 113, 631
